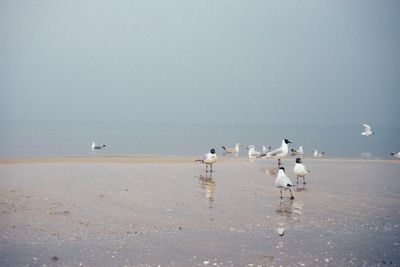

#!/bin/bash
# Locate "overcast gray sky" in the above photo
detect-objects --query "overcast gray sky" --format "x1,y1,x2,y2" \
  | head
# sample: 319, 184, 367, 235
1, 0, 399, 127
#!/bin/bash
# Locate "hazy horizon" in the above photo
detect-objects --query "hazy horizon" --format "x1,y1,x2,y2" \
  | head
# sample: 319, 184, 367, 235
1, 1, 399, 127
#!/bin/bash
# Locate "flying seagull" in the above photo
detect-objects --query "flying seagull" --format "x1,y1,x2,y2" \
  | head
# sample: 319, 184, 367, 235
361, 124, 374, 136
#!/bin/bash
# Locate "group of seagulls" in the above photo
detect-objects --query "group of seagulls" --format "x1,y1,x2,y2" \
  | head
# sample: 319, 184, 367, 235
90, 123, 398, 200
219, 123, 399, 160
196, 123, 399, 199
201, 138, 295, 170
197, 140, 310, 200
222, 139, 294, 164
197, 137, 312, 200
246, 142, 325, 160
290, 146, 324, 158
273, 157, 311, 200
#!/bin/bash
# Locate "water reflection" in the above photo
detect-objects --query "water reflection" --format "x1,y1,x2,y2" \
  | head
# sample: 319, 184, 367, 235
275, 199, 293, 217
295, 182, 307, 192
198, 172, 216, 206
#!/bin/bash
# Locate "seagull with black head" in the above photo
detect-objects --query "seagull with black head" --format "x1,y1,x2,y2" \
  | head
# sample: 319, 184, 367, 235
293, 158, 310, 184
262, 139, 292, 166
275, 167, 294, 200
195, 148, 217, 172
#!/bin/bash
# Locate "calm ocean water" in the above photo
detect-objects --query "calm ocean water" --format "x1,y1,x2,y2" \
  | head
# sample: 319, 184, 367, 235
0, 120, 398, 159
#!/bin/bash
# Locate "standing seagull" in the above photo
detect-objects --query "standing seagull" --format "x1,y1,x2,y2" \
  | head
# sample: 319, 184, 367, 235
263, 139, 292, 166
293, 158, 310, 184
262, 145, 272, 154
291, 146, 304, 156
313, 150, 325, 157
222, 143, 241, 155
275, 167, 295, 200
91, 142, 106, 150
390, 152, 400, 159
361, 124, 374, 136
247, 145, 262, 159
195, 148, 217, 172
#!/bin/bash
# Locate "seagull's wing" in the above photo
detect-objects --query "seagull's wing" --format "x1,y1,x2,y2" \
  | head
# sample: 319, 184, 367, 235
282, 175, 293, 187
301, 164, 310, 173
251, 150, 262, 157
268, 147, 283, 157
362, 124, 371, 131
195, 152, 208, 162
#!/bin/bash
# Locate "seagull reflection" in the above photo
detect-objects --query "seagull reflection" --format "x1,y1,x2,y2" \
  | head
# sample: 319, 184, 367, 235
295, 182, 307, 192
275, 199, 293, 217
198, 172, 216, 204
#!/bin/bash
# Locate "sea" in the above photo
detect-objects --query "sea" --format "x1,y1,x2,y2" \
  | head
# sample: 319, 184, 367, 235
0, 120, 398, 159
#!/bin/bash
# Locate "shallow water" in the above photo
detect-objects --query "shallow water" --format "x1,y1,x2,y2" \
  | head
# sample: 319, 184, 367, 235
0, 159, 399, 266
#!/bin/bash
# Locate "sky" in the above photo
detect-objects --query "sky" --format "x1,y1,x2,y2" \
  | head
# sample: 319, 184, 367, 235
1, 0, 399, 127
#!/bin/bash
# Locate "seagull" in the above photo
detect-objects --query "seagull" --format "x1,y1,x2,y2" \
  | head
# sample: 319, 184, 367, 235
291, 146, 304, 156
361, 124, 374, 136
247, 145, 262, 159
195, 148, 217, 172
262, 139, 292, 166
222, 143, 241, 155
275, 167, 294, 200
262, 145, 272, 154
91, 142, 106, 150
313, 149, 324, 157
293, 158, 310, 184
313, 150, 325, 158
390, 152, 400, 159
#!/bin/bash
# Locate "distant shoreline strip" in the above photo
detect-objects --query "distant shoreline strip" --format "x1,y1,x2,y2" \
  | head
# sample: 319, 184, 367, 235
0, 156, 398, 164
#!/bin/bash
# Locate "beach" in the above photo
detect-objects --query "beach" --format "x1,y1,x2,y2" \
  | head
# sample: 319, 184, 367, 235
0, 156, 399, 266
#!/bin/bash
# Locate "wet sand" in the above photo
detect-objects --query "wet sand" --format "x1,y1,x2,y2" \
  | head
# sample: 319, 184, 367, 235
0, 157, 399, 266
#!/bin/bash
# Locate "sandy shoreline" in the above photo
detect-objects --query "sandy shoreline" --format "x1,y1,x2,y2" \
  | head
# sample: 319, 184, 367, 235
1, 157, 400, 266
0, 155, 201, 164
1, 155, 399, 164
